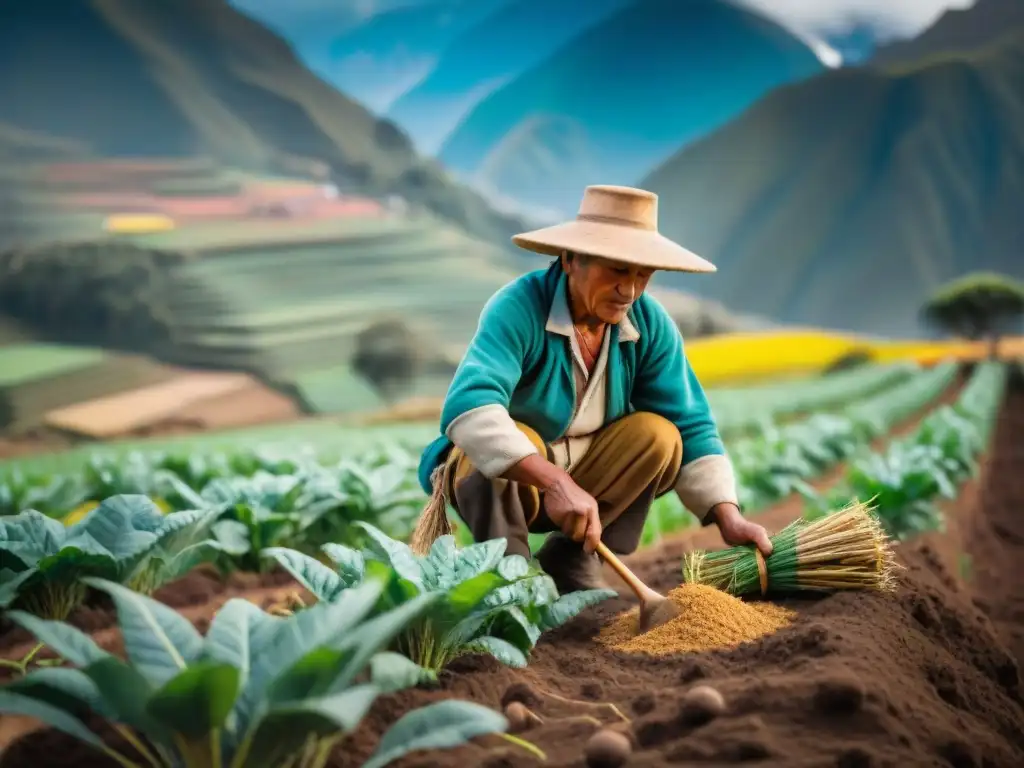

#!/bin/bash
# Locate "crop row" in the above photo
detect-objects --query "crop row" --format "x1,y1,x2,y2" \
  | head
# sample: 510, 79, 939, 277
1, 365, 955, 556
709, 361, 918, 435
638, 361, 961, 545
810, 360, 1008, 540
1, 513, 594, 766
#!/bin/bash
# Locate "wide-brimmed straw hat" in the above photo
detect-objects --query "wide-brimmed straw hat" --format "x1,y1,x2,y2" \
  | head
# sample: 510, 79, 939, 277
511, 185, 716, 273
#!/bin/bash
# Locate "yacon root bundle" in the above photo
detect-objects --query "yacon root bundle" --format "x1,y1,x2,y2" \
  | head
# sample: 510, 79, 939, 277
682, 500, 899, 597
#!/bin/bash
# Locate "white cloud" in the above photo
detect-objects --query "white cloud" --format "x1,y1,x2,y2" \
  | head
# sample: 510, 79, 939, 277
736, 0, 977, 40
788, 28, 844, 67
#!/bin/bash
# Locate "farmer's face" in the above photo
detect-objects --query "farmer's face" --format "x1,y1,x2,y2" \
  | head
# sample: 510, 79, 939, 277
562, 252, 654, 325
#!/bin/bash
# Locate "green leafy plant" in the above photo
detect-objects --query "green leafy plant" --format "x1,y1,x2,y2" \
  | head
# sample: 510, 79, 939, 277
913, 406, 982, 477
831, 444, 953, 540
812, 362, 1007, 539
265, 522, 615, 672
0, 469, 91, 518
168, 460, 424, 572
0, 495, 220, 619
0, 576, 509, 768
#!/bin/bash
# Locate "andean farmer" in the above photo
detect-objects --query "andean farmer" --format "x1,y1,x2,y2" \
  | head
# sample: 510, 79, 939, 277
411, 185, 772, 594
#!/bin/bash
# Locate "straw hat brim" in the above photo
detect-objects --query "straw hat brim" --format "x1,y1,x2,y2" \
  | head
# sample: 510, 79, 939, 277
512, 218, 716, 273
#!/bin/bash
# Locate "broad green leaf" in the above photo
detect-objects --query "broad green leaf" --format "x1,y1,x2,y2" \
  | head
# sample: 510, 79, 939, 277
81, 657, 166, 738
0, 510, 67, 568
238, 579, 387, 733
263, 547, 345, 601
489, 606, 542, 653
369, 652, 438, 693
33, 546, 120, 585
202, 597, 284, 738
204, 598, 283, 673
64, 495, 166, 563
244, 684, 380, 768
82, 577, 203, 687
211, 519, 251, 555
537, 588, 615, 630
146, 661, 241, 739
444, 572, 507, 619
0, 568, 37, 608
5, 610, 110, 666
496, 554, 530, 582
321, 542, 366, 585
266, 646, 352, 704
362, 700, 508, 768
450, 539, 507, 581
0, 691, 109, 751
330, 592, 441, 692
4, 667, 109, 719
159, 540, 226, 581
465, 636, 528, 668
428, 535, 458, 564
353, 521, 423, 585
484, 574, 558, 610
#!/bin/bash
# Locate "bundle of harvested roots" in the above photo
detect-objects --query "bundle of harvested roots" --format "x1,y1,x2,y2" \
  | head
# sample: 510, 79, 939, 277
682, 500, 898, 596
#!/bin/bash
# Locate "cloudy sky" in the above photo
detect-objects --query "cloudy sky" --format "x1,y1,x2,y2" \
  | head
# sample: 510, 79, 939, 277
235, 0, 978, 42
740, 0, 975, 39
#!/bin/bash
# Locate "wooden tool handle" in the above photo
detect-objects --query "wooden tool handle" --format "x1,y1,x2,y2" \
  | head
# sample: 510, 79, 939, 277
595, 541, 656, 601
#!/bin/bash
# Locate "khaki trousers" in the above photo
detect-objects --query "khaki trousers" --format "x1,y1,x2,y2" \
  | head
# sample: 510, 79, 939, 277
447, 411, 684, 559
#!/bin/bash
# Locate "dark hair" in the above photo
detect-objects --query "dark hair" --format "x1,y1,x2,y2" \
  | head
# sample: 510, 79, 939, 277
563, 249, 592, 265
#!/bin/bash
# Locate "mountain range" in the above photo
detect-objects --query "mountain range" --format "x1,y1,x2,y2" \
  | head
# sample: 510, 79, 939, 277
0, 0, 525, 248
433, 0, 827, 219
871, 0, 1024, 67
641, 28, 1024, 337
385, 0, 632, 155
324, 0, 512, 113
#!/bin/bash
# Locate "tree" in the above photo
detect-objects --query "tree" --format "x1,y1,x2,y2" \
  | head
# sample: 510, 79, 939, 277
921, 272, 1024, 359
351, 318, 426, 403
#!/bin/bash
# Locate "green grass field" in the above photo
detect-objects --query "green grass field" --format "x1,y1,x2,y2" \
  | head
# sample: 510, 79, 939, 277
0, 344, 107, 387
1, 418, 440, 476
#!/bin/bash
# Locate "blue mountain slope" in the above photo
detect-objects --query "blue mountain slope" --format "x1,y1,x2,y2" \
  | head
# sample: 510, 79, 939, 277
642, 31, 1024, 336
437, 0, 825, 218
325, 0, 511, 112
386, 0, 632, 154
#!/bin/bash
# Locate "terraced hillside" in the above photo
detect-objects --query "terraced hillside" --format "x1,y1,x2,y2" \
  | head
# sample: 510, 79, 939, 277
135, 215, 517, 374
1, 213, 518, 407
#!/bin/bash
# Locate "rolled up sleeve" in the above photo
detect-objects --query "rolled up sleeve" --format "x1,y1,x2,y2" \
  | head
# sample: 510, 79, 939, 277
446, 404, 539, 478
673, 454, 740, 522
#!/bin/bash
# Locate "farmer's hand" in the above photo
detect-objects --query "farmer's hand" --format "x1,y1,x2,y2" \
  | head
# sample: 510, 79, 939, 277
544, 475, 603, 554
711, 503, 773, 557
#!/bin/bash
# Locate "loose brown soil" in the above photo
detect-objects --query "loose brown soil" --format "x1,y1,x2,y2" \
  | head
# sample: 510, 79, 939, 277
5, 372, 1023, 767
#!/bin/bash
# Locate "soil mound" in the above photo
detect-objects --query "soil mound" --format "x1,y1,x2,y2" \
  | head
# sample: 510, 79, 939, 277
596, 584, 794, 654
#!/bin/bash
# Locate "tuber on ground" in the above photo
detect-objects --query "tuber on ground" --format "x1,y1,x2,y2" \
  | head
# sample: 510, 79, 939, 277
679, 684, 726, 726
504, 701, 543, 733
584, 728, 633, 768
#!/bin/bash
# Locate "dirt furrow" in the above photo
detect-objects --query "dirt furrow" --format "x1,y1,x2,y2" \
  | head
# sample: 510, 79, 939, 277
961, 375, 1024, 669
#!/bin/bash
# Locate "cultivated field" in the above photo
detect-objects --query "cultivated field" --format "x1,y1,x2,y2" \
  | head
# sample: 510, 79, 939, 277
2, 158, 520, 418
3, 158, 1024, 765
0, 359, 1021, 767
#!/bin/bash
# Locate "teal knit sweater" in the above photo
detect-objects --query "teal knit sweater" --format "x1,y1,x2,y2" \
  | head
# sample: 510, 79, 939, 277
417, 260, 725, 493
